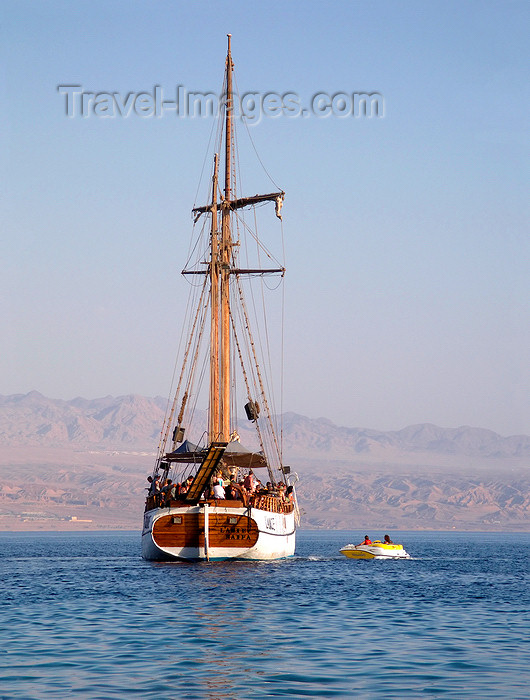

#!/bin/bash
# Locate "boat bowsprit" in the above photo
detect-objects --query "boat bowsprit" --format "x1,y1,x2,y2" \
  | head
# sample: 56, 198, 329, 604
340, 541, 411, 560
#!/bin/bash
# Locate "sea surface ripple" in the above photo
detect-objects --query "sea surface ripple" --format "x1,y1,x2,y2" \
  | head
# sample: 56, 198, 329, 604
0, 530, 529, 699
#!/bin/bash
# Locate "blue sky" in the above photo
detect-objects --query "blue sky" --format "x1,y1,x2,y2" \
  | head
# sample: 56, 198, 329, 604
2, 1, 529, 435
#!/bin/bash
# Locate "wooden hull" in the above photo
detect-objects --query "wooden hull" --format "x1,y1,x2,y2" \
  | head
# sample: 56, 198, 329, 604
142, 500, 296, 561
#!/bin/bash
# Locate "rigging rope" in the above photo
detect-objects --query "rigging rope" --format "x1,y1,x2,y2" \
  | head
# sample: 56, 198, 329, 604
229, 307, 275, 484
156, 276, 209, 463
232, 274, 283, 468
233, 72, 283, 192
192, 70, 226, 211
155, 55, 287, 483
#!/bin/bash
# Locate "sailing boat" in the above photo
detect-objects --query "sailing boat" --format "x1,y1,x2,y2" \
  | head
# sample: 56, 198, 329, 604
141, 36, 299, 561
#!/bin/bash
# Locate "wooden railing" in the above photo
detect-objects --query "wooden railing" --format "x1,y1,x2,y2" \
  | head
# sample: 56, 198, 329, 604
145, 493, 295, 514
250, 494, 294, 514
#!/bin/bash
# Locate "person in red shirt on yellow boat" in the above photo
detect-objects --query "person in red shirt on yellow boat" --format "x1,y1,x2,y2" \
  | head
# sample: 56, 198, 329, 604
360, 535, 372, 545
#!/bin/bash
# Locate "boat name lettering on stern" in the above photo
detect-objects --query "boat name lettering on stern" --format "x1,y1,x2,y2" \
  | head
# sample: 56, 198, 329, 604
220, 526, 251, 541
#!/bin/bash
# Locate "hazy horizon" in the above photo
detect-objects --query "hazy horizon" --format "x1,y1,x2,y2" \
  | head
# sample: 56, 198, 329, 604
3, 388, 530, 439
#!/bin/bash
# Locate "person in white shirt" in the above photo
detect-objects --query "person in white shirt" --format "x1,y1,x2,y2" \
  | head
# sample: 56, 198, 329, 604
212, 480, 225, 499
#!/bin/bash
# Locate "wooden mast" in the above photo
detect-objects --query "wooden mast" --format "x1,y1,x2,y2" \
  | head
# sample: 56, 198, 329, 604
219, 34, 233, 442
184, 35, 285, 448
208, 153, 220, 441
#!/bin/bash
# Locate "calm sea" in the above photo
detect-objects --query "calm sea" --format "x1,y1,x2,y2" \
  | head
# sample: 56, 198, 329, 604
0, 530, 528, 699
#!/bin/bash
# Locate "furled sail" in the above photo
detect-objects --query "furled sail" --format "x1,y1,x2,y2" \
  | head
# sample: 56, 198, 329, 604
166, 439, 268, 469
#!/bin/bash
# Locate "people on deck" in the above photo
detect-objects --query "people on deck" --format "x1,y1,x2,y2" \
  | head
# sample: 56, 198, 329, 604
383, 534, 393, 544
179, 475, 194, 495
361, 535, 372, 545
225, 482, 239, 499
212, 480, 226, 499
243, 470, 257, 493
145, 469, 298, 509
148, 476, 160, 497
160, 479, 173, 506
146, 476, 160, 506
168, 482, 179, 501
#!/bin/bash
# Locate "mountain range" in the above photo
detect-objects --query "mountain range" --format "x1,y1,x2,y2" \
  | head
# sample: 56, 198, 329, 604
1, 391, 528, 532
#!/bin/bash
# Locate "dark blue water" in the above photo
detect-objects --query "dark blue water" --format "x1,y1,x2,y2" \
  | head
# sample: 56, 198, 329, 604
0, 530, 529, 699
